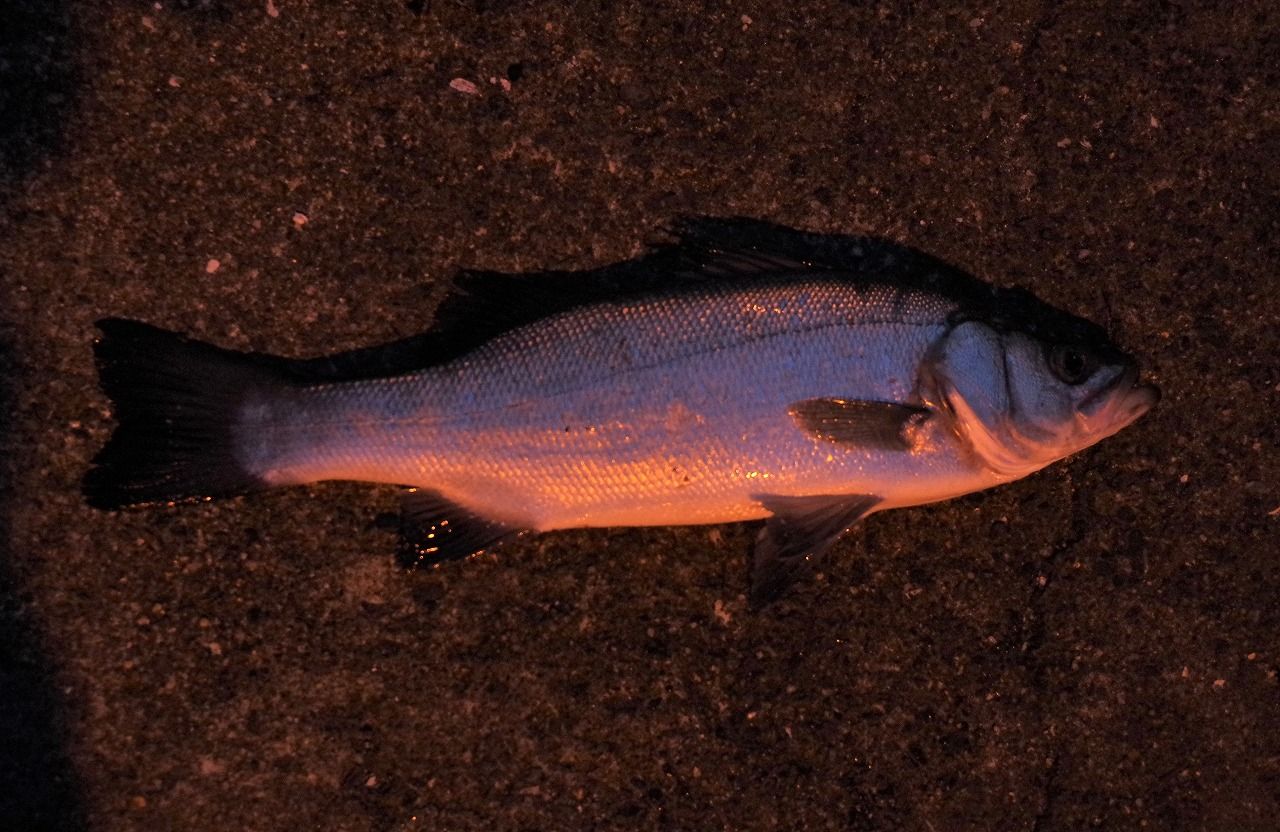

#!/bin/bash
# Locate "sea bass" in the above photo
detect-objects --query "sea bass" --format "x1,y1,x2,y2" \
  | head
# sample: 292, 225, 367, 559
85, 219, 1159, 602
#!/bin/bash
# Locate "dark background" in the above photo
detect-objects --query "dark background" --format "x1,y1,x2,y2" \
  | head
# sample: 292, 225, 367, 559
2, 1, 1277, 829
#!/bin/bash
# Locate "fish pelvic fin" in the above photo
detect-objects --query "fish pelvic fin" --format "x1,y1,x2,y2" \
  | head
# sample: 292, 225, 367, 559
749, 492, 882, 607
84, 318, 289, 509
397, 489, 527, 567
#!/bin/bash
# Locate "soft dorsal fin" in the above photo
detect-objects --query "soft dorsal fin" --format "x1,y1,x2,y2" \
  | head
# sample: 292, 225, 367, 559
268, 331, 445, 382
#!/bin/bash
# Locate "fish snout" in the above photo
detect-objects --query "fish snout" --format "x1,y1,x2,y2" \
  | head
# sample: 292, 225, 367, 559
1124, 381, 1160, 420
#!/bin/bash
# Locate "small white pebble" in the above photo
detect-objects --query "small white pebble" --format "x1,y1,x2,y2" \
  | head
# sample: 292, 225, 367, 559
205, 258, 220, 274
449, 78, 479, 95
292, 211, 309, 228
266, 0, 279, 18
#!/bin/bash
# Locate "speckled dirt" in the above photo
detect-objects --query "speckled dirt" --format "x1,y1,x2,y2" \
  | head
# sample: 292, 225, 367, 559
1, 1, 1277, 830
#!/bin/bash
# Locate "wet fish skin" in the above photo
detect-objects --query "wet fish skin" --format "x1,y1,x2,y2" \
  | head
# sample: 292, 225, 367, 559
85, 221, 1158, 602
243, 280, 979, 530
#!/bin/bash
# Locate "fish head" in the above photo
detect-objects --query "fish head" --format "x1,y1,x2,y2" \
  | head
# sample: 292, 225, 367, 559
926, 314, 1159, 480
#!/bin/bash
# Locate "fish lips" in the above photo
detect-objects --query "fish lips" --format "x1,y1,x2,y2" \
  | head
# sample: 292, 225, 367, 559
1079, 363, 1160, 425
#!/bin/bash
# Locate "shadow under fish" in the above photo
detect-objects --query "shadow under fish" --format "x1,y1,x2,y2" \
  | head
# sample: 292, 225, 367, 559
83, 218, 1159, 605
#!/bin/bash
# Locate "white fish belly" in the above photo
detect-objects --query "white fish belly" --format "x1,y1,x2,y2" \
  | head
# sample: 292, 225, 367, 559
241, 283, 994, 529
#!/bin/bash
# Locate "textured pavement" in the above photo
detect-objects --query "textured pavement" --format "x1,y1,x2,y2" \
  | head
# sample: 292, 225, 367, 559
1, 1, 1278, 830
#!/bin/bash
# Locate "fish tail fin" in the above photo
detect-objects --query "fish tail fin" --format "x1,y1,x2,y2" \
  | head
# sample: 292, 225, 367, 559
83, 318, 288, 509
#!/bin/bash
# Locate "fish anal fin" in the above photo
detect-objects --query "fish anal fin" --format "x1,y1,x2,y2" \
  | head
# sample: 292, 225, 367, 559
398, 489, 526, 567
789, 398, 931, 451
750, 492, 882, 606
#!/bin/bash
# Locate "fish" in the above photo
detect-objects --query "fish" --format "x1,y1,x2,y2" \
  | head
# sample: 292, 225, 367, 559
84, 218, 1159, 604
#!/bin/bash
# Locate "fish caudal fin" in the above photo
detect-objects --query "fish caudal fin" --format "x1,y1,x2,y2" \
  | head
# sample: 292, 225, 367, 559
84, 318, 285, 509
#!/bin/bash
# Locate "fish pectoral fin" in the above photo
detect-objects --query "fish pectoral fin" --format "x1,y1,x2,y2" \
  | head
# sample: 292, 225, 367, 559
397, 489, 526, 567
788, 398, 931, 451
749, 492, 882, 606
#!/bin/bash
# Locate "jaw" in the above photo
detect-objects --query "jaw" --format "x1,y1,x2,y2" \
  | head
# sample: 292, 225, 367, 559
922, 352, 1160, 483
936, 382, 1060, 482
1074, 366, 1161, 447
936, 381, 1160, 482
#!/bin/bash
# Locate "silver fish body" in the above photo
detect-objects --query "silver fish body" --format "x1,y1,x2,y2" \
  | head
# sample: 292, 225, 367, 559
243, 280, 984, 530
86, 222, 1158, 601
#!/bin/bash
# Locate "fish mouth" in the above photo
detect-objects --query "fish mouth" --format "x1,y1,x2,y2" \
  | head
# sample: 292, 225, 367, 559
1080, 364, 1160, 426
1121, 381, 1161, 421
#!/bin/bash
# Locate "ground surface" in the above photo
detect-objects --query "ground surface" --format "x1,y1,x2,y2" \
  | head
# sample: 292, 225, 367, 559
1, 1, 1278, 830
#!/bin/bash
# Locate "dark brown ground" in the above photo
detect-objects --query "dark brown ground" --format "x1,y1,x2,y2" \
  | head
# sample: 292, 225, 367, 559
2, 1, 1278, 830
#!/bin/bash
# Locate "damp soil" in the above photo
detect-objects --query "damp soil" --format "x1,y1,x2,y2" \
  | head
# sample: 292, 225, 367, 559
1, 2, 1277, 830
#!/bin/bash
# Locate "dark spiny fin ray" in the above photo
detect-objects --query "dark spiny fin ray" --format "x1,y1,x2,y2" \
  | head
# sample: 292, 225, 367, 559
84, 318, 289, 509
789, 399, 931, 451
397, 489, 527, 567
749, 493, 881, 607
671, 216, 946, 277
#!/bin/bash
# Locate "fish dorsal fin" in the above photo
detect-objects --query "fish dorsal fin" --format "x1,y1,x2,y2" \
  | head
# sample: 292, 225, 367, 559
682, 247, 818, 277
203, 229, 821, 385
259, 217, 976, 383
420, 224, 831, 371
750, 492, 882, 606
397, 489, 526, 567
271, 331, 443, 382
789, 398, 932, 451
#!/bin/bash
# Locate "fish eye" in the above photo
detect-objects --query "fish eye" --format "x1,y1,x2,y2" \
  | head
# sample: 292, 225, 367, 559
1047, 344, 1096, 385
